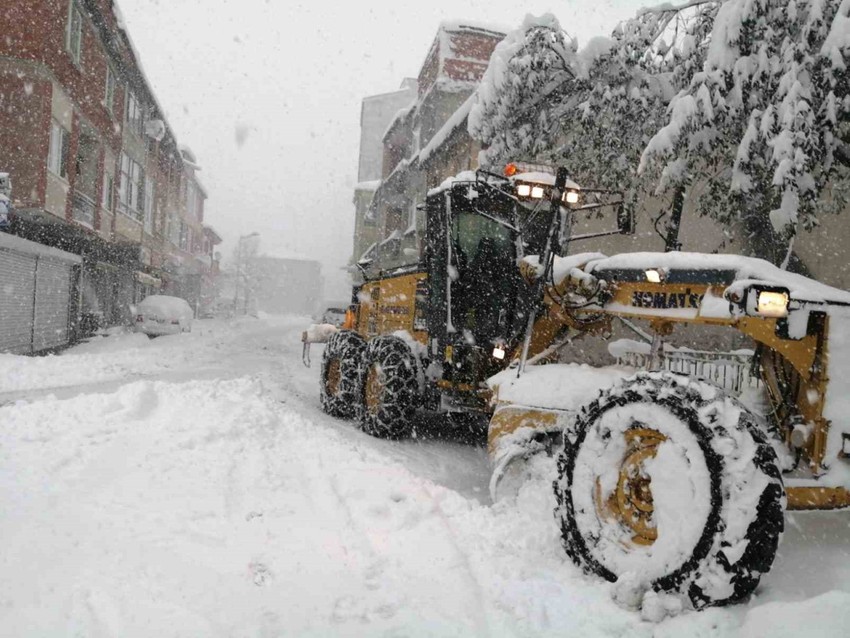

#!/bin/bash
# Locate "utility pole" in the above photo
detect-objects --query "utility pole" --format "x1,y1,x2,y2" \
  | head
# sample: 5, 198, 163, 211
233, 232, 259, 316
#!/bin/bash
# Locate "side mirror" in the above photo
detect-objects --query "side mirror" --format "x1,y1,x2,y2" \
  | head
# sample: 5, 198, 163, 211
617, 202, 635, 235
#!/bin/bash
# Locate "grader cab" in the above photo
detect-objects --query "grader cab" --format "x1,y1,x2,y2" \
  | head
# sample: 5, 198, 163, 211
308, 164, 850, 610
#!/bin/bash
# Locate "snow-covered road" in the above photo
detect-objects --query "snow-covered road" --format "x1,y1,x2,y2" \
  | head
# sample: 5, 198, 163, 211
1, 316, 849, 637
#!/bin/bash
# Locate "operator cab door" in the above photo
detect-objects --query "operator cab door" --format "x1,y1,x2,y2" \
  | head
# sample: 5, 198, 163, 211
423, 181, 538, 362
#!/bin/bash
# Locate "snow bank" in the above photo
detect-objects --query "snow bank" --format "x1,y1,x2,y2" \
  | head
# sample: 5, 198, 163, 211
1, 314, 848, 635
0, 374, 644, 636
740, 590, 850, 638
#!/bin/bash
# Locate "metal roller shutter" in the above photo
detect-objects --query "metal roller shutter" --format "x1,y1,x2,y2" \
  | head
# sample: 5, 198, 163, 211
33, 258, 73, 352
0, 247, 38, 354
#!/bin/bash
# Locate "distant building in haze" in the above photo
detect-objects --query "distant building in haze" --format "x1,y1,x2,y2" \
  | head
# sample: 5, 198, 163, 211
250, 254, 324, 316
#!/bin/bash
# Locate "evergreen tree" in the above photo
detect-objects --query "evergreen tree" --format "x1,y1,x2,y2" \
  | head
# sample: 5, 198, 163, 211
470, 2, 850, 267
468, 14, 576, 165
640, 0, 850, 266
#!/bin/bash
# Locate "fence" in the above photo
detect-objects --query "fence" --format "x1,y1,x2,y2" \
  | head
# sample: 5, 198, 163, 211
614, 345, 761, 396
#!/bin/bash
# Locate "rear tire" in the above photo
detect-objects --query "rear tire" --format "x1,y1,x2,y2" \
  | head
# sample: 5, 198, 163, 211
359, 335, 420, 439
320, 330, 366, 418
554, 372, 784, 609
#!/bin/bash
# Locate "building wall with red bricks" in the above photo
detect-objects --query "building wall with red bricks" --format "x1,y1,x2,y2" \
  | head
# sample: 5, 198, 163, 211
1, 0, 221, 321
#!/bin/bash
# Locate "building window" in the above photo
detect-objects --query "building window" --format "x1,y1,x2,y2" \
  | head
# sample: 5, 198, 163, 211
170, 213, 180, 245
179, 221, 189, 251
187, 182, 202, 220
125, 87, 144, 137
66, 2, 83, 66
144, 180, 154, 233
48, 120, 69, 179
118, 152, 144, 221
102, 172, 114, 211
105, 66, 116, 114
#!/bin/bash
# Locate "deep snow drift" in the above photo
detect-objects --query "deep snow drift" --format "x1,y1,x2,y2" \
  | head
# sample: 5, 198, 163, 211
1, 316, 849, 636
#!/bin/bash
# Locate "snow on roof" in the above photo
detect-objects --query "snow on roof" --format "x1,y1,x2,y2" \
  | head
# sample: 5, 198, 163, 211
0, 231, 82, 264
426, 170, 479, 197
179, 145, 197, 164
256, 249, 318, 264
436, 21, 508, 64
418, 93, 475, 165
384, 155, 417, 186
382, 98, 418, 142
202, 225, 223, 243
112, 3, 175, 139
355, 180, 381, 192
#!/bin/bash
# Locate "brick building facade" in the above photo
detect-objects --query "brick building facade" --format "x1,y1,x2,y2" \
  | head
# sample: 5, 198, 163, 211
0, 0, 220, 337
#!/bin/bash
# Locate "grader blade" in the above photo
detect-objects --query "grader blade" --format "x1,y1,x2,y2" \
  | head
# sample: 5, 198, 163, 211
488, 404, 566, 502
486, 364, 631, 501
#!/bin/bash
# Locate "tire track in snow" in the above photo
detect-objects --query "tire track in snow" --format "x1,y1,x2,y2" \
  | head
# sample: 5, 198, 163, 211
410, 481, 498, 638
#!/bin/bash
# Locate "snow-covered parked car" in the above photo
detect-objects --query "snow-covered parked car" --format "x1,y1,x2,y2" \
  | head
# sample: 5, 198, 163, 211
134, 295, 194, 337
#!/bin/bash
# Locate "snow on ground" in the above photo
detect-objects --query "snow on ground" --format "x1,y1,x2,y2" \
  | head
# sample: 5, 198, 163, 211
1, 315, 849, 636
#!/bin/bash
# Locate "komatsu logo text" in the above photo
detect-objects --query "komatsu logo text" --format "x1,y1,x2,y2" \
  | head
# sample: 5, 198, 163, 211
630, 289, 703, 310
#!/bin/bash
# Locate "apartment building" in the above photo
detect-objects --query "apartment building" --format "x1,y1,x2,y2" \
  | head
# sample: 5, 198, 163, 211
0, 0, 220, 350
351, 79, 417, 263
356, 22, 504, 279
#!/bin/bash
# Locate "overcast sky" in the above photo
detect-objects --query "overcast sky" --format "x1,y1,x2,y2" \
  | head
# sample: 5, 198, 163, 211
118, 0, 650, 299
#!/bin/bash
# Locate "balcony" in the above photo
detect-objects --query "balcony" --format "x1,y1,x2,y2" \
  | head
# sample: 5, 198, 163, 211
72, 191, 96, 228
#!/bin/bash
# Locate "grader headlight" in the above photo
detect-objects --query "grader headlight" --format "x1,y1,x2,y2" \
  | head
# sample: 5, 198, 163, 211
737, 285, 791, 318
755, 290, 790, 318
645, 269, 663, 284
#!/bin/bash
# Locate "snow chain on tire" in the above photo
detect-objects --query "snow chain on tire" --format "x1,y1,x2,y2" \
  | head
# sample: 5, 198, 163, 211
359, 335, 420, 439
320, 330, 366, 418
554, 371, 785, 609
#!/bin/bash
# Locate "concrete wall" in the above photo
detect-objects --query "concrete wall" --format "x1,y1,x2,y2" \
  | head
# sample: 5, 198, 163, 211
358, 85, 416, 183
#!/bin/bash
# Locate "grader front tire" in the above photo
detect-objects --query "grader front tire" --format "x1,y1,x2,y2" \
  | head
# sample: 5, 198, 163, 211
554, 372, 785, 609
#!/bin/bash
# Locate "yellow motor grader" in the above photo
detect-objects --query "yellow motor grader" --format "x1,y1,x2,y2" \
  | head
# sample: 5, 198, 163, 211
307, 164, 850, 609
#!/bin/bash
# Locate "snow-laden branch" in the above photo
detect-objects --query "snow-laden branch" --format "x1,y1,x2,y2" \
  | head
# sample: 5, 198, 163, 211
638, 0, 719, 17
